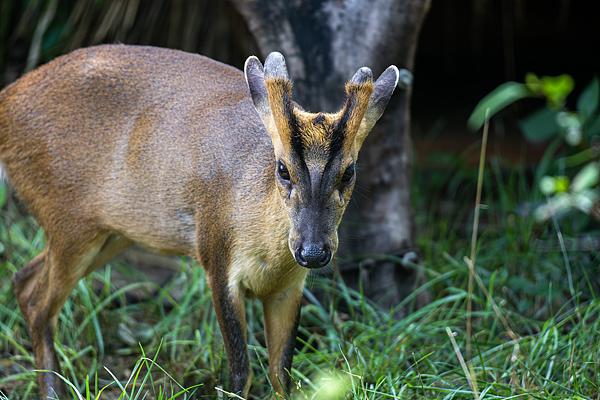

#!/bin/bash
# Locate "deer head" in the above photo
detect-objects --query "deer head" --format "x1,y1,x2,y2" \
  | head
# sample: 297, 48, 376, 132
245, 52, 399, 268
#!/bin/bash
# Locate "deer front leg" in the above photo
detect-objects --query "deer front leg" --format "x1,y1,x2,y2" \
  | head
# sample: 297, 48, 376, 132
262, 285, 303, 397
208, 274, 251, 397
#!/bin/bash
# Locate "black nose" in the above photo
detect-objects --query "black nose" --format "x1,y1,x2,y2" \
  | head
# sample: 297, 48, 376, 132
295, 244, 331, 269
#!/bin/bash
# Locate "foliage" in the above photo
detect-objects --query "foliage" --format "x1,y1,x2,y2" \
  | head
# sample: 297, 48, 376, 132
469, 74, 600, 223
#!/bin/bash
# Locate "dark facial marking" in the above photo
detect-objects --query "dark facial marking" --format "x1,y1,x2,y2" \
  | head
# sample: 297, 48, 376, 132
327, 121, 345, 164
327, 85, 363, 164
341, 162, 356, 184
288, 115, 345, 175
289, 109, 305, 160
286, 115, 312, 186
313, 112, 326, 125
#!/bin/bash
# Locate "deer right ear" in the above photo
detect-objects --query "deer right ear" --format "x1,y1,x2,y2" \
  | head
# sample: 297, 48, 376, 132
244, 53, 293, 154
244, 56, 271, 121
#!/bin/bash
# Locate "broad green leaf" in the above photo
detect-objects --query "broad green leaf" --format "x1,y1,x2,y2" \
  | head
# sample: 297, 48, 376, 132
577, 77, 599, 121
584, 112, 600, 137
573, 189, 599, 213
519, 107, 559, 142
571, 162, 599, 192
468, 82, 532, 131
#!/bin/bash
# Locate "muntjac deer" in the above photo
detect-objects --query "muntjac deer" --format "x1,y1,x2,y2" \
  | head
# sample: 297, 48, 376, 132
0, 45, 400, 398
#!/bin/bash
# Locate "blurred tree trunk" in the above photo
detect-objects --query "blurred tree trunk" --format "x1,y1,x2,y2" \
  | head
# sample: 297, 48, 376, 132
231, 0, 431, 307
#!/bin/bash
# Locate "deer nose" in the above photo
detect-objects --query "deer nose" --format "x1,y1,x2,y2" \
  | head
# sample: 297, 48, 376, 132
295, 244, 331, 269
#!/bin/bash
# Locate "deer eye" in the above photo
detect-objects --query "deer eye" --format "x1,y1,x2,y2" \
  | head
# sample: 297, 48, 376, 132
341, 163, 355, 184
277, 161, 291, 181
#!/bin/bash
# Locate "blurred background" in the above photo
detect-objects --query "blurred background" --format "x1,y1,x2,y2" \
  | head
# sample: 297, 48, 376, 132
2, 0, 599, 165
1, 0, 600, 398
415, 0, 600, 165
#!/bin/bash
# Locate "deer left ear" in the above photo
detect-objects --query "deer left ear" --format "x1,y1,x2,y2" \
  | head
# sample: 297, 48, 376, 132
354, 65, 400, 149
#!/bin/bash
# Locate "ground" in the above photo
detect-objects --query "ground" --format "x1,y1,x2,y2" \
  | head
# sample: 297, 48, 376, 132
0, 145, 599, 399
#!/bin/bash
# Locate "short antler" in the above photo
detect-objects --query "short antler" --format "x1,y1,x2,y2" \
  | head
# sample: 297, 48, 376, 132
338, 67, 375, 150
245, 52, 296, 152
263, 52, 295, 146
263, 51, 289, 80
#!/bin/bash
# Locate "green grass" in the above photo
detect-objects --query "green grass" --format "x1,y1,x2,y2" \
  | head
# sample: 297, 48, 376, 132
1, 159, 599, 399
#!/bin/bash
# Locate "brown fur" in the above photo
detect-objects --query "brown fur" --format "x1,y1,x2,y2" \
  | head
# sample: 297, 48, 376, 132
264, 78, 373, 154
0, 45, 396, 398
264, 77, 295, 152
341, 81, 374, 152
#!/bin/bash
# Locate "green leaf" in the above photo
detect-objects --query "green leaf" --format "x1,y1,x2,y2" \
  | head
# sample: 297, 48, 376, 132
0, 183, 7, 208
577, 78, 599, 121
573, 188, 598, 214
556, 112, 583, 146
561, 148, 596, 167
539, 175, 570, 194
525, 73, 541, 93
540, 74, 574, 108
468, 82, 532, 131
519, 107, 559, 142
571, 162, 599, 192
584, 112, 600, 137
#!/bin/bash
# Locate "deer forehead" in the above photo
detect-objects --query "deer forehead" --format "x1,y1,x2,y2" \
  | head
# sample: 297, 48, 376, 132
246, 52, 401, 168
283, 109, 352, 166
295, 111, 335, 148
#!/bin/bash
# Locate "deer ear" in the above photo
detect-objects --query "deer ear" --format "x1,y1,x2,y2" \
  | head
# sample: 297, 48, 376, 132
244, 52, 291, 118
354, 65, 401, 149
244, 53, 294, 154
244, 55, 270, 120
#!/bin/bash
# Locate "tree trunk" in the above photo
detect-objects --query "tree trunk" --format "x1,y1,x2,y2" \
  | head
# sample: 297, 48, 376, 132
231, 0, 431, 307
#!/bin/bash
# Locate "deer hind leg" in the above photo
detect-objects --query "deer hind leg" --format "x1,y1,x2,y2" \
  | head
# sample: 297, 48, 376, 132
14, 230, 110, 399
14, 250, 47, 317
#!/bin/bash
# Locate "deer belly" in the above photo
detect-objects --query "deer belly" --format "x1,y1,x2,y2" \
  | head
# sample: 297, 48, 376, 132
99, 204, 196, 257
